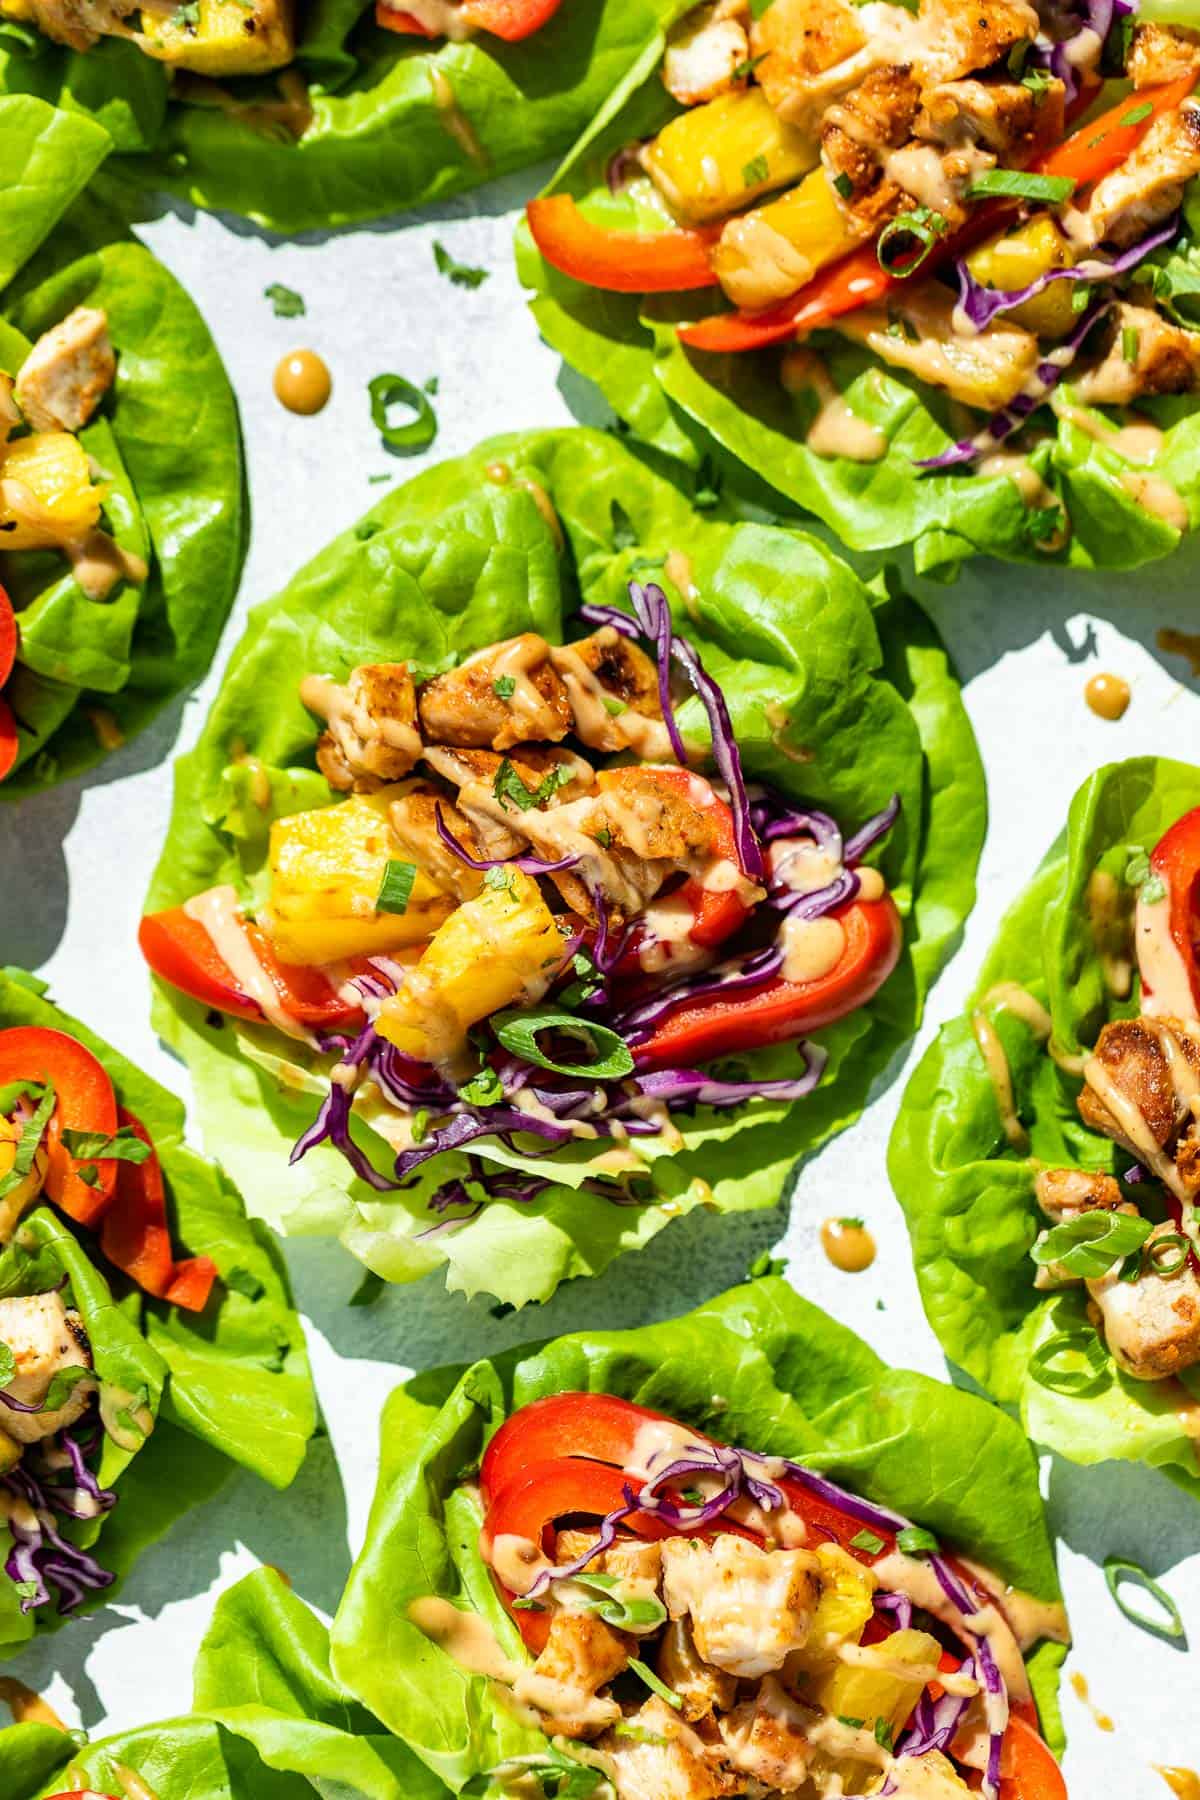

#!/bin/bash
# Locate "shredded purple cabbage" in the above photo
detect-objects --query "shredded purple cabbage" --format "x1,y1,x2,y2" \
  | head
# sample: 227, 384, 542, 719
954, 217, 1178, 332
2, 1423, 116, 1616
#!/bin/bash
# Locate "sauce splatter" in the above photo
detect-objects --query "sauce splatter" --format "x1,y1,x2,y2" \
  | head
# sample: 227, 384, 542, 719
1157, 1768, 1200, 1800
1070, 1669, 1115, 1732
820, 1217, 876, 1272
1158, 626, 1200, 678
274, 349, 331, 415
0, 1675, 67, 1728
1084, 672, 1130, 721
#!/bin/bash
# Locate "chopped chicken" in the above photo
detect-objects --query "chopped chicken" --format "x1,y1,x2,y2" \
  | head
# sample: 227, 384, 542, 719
386, 784, 485, 904
15, 308, 115, 435
548, 629, 673, 759
750, 0, 874, 128
657, 1618, 739, 1721
301, 664, 421, 793
555, 1531, 665, 1592
1066, 102, 1200, 250
421, 742, 593, 862
915, 77, 1064, 159
0, 1292, 95, 1444
1076, 1017, 1200, 1184
598, 1698, 742, 1800
663, 0, 750, 103
660, 1536, 821, 1678
913, 0, 1039, 85
595, 766, 717, 865
1034, 1167, 1127, 1223
1128, 21, 1200, 88
531, 1610, 632, 1738
416, 634, 572, 753
883, 141, 995, 231
20, 0, 134, 49
837, 283, 1040, 411
1088, 1220, 1200, 1380
0, 374, 20, 447
718, 1675, 814, 1789
1074, 303, 1200, 406
820, 66, 922, 202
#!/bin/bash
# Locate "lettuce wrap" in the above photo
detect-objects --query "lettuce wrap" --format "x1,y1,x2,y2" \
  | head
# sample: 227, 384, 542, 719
517, 47, 1200, 580
1, 1566, 444, 1799
0, 0, 691, 234
330, 1274, 1068, 1796
142, 425, 984, 1306
889, 755, 1200, 1499
0, 966, 317, 1656
0, 96, 244, 797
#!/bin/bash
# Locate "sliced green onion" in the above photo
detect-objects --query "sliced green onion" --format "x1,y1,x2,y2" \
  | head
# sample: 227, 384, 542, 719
368, 373, 438, 454
851, 1528, 886, 1554
1120, 101, 1153, 126
493, 1007, 634, 1080
376, 859, 417, 915
838, 1715, 866, 1730
1122, 326, 1141, 365
459, 1066, 505, 1107
1029, 1329, 1112, 1396
628, 1656, 683, 1710
61, 1125, 153, 1165
833, 171, 854, 201
874, 1719, 895, 1751
1103, 1557, 1185, 1641
1146, 1231, 1191, 1276
1031, 1211, 1153, 1278
966, 170, 1076, 203
897, 1525, 939, 1555
876, 207, 948, 278
566, 1571, 669, 1630
0, 1080, 55, 1203
742, 154, 770, 188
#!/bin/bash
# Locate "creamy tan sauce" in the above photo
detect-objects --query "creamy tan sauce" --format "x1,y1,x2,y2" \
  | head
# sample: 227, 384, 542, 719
972, 1008, 1028, 1150
184, 884, 312, 1044
1157, 626, 1200, 677
485, 460, 511, 484
1136, 883, 1197, 1025
489, 1531, 553, 1594
99, 1381, 155, 1453
781, 913, 846, 984
0, 1675, 66, 1728
173, 67, 312, 140
978, 450, 1060, 523
1055, 402, 1166, 466
871, 1552, 1036, 1704
550, 637, 677, 763
112, 1764, 162, 1800
981, 982, 1052, 1043
664, 549, 701, 622
1084, 671, 1131, 720
513, 479, 563, 550
408, 1595, 617, 1728
1070, 1668, 1114, 1732
820, 1216, 876, 1272
782, 349, 887, 462
1121, 470, 1189, 532
638, 891, 709, 974
86, 707, 124, 752
1087, 867, 1134, 1000
385, 0, 472, 34
274, 350, 331, 416
1158, 1767, 1200, 1799
1083, 1050, 1190, 1204
429, 67, 488, 167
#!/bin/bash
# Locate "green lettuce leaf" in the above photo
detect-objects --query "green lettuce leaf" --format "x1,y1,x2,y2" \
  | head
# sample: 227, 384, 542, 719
0, 100, 244, 796
518, 74, 1200, 577
0, 967, 317, 1653
330, 1276, 1065, 1791
144, 425, 983, 1305
889, 754, 1200, 1497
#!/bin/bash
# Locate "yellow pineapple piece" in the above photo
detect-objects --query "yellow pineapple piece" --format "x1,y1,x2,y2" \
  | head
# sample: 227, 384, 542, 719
263, 786, 455, 967
0, 430, 103, 551
139, 0, 294, 76
808, 1627, 944, 1790
643, 89, 815, 224
713, 166, 857, 309
375, 869, 566, 1067
791, 1545, 877, 1669
965, 214, 1077, 338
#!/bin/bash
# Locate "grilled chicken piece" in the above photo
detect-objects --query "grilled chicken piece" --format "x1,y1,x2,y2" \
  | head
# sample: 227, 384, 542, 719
531, 1611, 632, 1739
554, 1531, 665, 1593
1067, 101, 1200, 250
837, 283, 1040, 411
598, 1698, 742, 1800
662, 0, 750, 103
1128, 21, 1200, 88
301, 665, 421, 793
1073, 302, 1200, 406
15, 308, 115, 434
549, 628, 674, 760
596, 766, 717, 864
657, 1618, 739, 1721
386, 784, 485, 904
750, 0, 874, 128
15, 0, 131, 52
820, 65, 922, 201
915, 76, 1065, 158
422, 742, 594, 862
1089, 1221, 1200, 1380
416, 634, 572, 753
718, 1676, 814, 1790
913, 0, 1038, 84
0, 1292, 95, 1444
1035, 1167, 1127, 1223
1077, 1017, 1200, 1183
660, 1536, 821, 1679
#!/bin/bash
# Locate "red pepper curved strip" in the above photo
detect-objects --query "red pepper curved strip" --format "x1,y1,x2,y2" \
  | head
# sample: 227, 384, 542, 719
45, 1792, 118, 1800
138, 905, 365, 1032
631, 891, 902, 1071
0, 1027, 118, 1225
100, 1109, 218, 1312
679, 74, 1196, 354
999, 1714, 1069, 1799
375, 3, 438, 31
377, 0, 559, 36
0, 696, 17, 785
526, 195, 720, 293
0, 583, 15, 689
1143, 803, 1200, 1016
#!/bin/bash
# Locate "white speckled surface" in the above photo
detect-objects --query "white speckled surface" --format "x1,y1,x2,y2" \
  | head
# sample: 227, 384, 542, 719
1, 166, 1197, 1792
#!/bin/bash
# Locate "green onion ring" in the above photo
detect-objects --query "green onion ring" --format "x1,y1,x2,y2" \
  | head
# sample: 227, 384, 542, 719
1103, 1557, 1186, 1641
368, 373, 438, 454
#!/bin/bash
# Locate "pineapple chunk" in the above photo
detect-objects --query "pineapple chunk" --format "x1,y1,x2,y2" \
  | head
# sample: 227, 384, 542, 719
965, 215, 1077, 339
0, 0, 34, 19
375, 869, 566, 1068
139, 0, 294, 76
643, 89, 815, 225
808, 1627, 943, 1791
713, 167, 857, 309
264, 786, 455, 967
0, 430, 102, 551
791, 1545, 877, 1669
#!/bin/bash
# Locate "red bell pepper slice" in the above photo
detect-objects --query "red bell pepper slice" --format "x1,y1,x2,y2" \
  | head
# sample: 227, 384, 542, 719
138, 905, 365, 1032
377, 0, 559, 37
0, 1027, 118, 1225
375, 2, 438, 32
0, 696, 17, 785
631, 891, 902, 1070
99, 1109, 218, 1312
526, 195, 720, 293
679, 74, 1197, 354
999, 1714, 1069, 1799
0, 583, 15, 689
45, 1793, 118, 1800
1142, 804, 1200, 1016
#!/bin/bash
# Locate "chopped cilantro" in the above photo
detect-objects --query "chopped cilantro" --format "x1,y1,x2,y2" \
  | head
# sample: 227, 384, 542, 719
832, 170, 854, 201
850, 1528, 886, 1554
264, 282, 305, 318
493, 675, 516, 699
492, 757, 571, 811
433, 241, 491, 289
1120, 101, 1153, 126
460, 1066, 504, 1107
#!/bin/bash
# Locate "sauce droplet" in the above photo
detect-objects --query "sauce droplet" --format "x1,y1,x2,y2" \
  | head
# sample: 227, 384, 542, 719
274, 349, 331, 416
1157, 1768, 1200, 1800
820, 1216, 876, 1273
1070, 1669, 1115, 1732
1084, 672, 1131, 721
